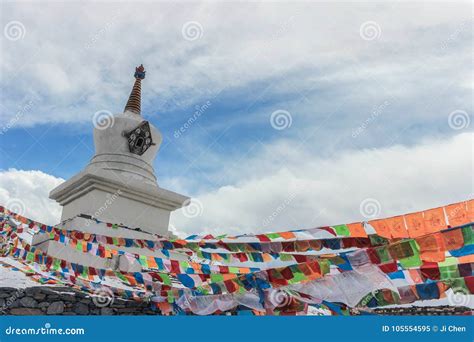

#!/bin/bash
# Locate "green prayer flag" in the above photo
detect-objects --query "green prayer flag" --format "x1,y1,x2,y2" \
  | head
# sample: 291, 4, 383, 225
448, 277, 468, 293
139, 255, 147, 267
160, 273, 172, 286
333, 224, 350, 236
462, 226, 474, 245
369, 234, 389, 246
439, 257, 460, 279
398, 240, 422, 268
289, 270, 306, 284
280, 254, 293, 262
26, 252, 34, 262
210, 274, 224, 283
320, 260, 330, 275
374, 290, 389, 306
266, 233, 281, 239
376, 247, 392, 263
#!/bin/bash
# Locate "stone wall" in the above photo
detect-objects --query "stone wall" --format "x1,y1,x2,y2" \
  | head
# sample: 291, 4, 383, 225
0, 287, 158, 315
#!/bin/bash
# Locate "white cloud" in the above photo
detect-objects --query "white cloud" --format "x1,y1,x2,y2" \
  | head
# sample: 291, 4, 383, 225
0, 169, 63, 225
0, 133, 471, 235
0, 1, 471, 128
170, 132, 473, 236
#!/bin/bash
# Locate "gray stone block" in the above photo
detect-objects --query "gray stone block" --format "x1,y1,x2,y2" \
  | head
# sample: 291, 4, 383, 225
47, 301, 64, 315
20, 297, 38, 308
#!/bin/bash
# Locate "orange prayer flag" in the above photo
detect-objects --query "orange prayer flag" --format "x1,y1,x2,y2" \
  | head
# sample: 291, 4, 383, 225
416, 233, 446, 262
441, 228, 464, 250
279, 231, 296, 240
369, 219, 391, 238
346, 222, 368, 237
457, 254, 474, 263
445, 202, 469, 227
222, 273, 237, 281
147, 256, 158, 269
467, 199, 474, 222
423, 207, 447, 233
404, 211, 426, 238
387, 216, 408, 239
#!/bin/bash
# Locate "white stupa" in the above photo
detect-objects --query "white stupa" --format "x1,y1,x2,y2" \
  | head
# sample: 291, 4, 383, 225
50, 64, 189, 235
33, 65, 190, 271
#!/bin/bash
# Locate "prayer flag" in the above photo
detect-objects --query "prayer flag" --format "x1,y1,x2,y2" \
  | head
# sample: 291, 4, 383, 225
404, 211, 426, 238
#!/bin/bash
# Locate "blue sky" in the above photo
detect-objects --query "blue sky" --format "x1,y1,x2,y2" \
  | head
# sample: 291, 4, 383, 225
0, 1, 472, 235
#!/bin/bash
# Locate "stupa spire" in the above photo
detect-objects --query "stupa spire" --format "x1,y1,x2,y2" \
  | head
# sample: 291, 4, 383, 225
124, 64, 146, 115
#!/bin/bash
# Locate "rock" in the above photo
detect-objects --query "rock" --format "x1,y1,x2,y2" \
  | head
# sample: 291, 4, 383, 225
38, 302, 49, 311
33, 292, 46, 300
74, 303, 89, 315
10, 308, 43, 315
100, 307, 114, 315
0, 291, 14, 298
47, 301, 64, 315
61, 294, 76, 302
20, 297, 38, 308
25, 287, 41, 296
8, 299, 20, 308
